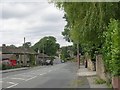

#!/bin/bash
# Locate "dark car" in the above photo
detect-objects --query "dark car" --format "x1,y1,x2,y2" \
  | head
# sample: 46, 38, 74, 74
45, 60, 53, 65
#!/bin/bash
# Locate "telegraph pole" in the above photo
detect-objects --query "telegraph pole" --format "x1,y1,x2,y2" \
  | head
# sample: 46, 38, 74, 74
77, 43, 80, 69
43, 44, 45, 62
24, 37, 25, 66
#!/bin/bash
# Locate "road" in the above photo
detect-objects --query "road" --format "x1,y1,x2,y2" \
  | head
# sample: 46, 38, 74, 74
1, 62, 86, 89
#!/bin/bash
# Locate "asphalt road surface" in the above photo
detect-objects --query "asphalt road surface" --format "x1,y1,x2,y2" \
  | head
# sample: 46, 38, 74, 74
1, 62, 85, 89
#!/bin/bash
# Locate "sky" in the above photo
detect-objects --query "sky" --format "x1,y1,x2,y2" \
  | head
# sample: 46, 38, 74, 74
0, 0, 73, 47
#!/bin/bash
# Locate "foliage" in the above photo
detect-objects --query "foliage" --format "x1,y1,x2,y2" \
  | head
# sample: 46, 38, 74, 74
29, 54, 36, 66
60, 46, 70, 61
2, 64, 21, 70
9, 45, 16, 48
52, 2, 120, 52
52, 2, 120, 76
23, 42, 31, 48
103, 19, 120, 76
73, 44, 84, 55
50, 56, 55, 61
32, 36, 60, 56
94, 77, 106, 84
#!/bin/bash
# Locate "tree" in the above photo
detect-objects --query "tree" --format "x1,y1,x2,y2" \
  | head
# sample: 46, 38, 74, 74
52, 2, 120, 54
32, 36, 60, 56
9, 44, 16, 48
60, 46, 70, 61
52, 1, 120, 76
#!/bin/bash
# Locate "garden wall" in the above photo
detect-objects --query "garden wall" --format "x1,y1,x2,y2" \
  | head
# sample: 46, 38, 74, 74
86, 55, 94, 71
96, 55, 106, 80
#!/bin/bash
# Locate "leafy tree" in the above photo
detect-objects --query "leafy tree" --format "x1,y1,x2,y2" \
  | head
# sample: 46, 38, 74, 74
9, 44, 16, 48
52, 2, 120, 54
51, 1, 120, 76
60, 46, 70, 61
32, 36, 60, 56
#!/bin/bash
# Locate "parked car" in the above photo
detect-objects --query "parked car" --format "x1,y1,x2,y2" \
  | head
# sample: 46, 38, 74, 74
45, 60, 53, 65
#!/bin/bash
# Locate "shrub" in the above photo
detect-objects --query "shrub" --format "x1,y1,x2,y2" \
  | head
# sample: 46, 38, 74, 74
94, 78, 106, 84
103, 19, 120, 76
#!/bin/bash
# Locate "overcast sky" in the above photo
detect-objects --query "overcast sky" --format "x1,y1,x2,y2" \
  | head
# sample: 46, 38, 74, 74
0, 0, 73, 47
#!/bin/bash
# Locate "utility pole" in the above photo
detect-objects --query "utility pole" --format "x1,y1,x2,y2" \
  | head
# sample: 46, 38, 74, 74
24, 37, 25, 66
77, 43, 80, 69
43, 44, 44, 62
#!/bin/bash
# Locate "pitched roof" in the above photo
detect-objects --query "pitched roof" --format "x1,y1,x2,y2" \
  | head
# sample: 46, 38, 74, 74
2, 54, 14, 59
2, 46, 36, 54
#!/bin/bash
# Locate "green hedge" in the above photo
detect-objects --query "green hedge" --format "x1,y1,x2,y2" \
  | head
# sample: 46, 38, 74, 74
103, 19, 120, 76
2, 64, 21, 70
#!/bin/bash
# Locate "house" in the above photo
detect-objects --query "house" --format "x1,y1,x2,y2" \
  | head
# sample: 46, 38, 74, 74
36, 53, 50, 65
2, 54, 17, 66
1, 44, 37, 67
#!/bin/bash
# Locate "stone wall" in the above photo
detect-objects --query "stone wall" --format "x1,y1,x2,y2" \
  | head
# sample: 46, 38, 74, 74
87, 59, 95, 71
85, 55, 95, 71
96, 55, 106, 80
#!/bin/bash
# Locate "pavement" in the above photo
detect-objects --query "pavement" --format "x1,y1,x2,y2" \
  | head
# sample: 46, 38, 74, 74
77, 65, 109, 88
0, 67, 30, 74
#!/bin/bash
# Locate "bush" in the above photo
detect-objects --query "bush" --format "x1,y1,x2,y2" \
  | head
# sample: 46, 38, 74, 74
2, 64, 12, 70
2, 64, 21, 70
94, 78, 106, 84
103, 19, 120, 76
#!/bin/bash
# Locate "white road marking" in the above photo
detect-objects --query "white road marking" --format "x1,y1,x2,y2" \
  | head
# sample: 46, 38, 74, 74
10, 78, 26, 81
25, 76, 37, 81
6, 83, 18, 88
39, 73, 45, 75
8, 82, 16, 84
6, 82, 18, 88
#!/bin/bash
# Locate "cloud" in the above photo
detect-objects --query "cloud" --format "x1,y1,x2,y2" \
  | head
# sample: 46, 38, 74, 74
0, 1, 73, 47
2, 3, 31, 19
41, 5, 64, 23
